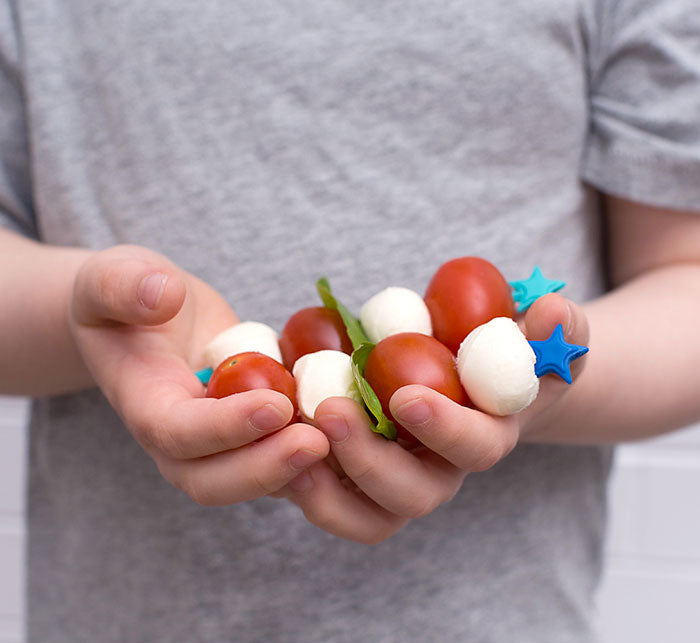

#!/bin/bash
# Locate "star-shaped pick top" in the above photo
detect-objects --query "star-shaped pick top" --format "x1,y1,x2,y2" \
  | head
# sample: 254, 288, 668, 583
195, 367, 213, 386
510, 266, 566, 312
527, 324, 589, 384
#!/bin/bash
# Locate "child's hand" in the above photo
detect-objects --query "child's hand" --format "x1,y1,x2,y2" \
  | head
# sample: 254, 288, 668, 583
68, 244, 329, 505
280, 294, 588, 543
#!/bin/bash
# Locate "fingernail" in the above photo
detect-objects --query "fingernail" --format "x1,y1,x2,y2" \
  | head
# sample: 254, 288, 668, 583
565, 301, 574, 336
317, 414, 349, 443
288, 471, 313, 493
395, 398, 431, 425
250, 404, 287, 432
289, 449, 321, 471
138, 272, 168, 309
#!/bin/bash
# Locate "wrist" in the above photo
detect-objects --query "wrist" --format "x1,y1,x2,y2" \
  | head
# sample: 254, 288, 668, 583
0, 231, 96, 395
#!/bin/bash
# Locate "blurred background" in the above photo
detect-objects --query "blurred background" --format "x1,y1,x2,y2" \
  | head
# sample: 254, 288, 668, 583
1, 394, 699, 642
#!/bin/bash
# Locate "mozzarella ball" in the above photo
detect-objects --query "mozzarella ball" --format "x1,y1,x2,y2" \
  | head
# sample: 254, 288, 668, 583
292, 350, 361, 421
203, 321, 283, 368
456, 317, 539, 416
359, 287, 432, 344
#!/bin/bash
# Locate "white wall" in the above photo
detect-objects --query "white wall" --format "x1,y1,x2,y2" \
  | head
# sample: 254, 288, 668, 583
0, 397, 26, 643
1, 395, 699, 642
596, 424, 700, 642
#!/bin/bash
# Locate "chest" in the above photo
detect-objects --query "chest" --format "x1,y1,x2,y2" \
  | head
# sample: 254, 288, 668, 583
19, 0, 599, 322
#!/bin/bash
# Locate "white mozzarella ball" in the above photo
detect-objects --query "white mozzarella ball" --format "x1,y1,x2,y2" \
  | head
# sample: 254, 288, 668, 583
456, 317, 539, 416
292, 350, 361, 421
203, 321, 283, 368
359, 286, 432, 344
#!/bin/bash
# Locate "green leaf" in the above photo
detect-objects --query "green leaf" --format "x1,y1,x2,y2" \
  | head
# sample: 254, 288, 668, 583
351, 343, 397, 441
316, 277, 370, 350
316, 276, 336, 309
315, 278, 395, 440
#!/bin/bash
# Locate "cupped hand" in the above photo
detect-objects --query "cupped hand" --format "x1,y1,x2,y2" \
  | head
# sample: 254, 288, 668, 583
281, 293, 589, 543
68, 244, 329, 505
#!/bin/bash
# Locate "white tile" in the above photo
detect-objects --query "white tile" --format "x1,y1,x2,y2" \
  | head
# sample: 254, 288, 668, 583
0, 399, 26, 643
597, 563, 700, 643
0, 615, 23, 643
0, 528, 24, 620
0, 424, 26, 515
0, 397, 29, 430
606, 456, 700, 560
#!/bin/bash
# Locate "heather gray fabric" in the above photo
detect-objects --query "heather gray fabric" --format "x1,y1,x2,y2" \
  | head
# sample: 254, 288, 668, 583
2, 1, 700, 641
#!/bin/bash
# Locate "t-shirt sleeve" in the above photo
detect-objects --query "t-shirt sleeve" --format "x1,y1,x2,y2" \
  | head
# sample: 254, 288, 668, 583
581, 0, 700, 211
0, 0, 37, 238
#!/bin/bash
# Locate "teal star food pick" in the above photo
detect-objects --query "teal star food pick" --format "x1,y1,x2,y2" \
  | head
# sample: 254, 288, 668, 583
527, 324, 589, 384
195, 367, 213, 386
510, 266, 566, 312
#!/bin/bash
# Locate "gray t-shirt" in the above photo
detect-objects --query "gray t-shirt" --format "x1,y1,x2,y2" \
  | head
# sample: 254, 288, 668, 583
2, 1, 699, 641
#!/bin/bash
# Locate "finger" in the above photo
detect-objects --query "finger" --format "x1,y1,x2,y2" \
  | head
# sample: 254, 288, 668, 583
156, 422, 329, 506
283, 461, 409, 544
312, 397, 466, 518
523, 292, 589, 341
524, 293, 590, 381
390, 385, 520, 472
72, 244, 187, 327
523, 294, 590, 402
112, 351, 298, 458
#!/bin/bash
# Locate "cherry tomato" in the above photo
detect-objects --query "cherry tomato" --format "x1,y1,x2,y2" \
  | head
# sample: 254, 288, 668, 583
279, 306, 353, 369
206, 351, 298, 415
424, 256, 514, 354
363, 332, 470, 442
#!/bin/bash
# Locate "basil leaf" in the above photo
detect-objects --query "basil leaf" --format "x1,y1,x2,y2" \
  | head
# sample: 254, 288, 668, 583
316, 277, 370, 350
351, 343, 397, 441
315, 278, 395, 439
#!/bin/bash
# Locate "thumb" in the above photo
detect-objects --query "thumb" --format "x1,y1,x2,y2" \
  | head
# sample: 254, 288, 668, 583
72, 244, 187, 327
523, 293, 589, 343
522, 293, 590, 382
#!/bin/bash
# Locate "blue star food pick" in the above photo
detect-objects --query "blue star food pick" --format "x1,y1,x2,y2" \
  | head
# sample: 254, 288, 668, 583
510, 266, 566, 312
527, 324, 589, 384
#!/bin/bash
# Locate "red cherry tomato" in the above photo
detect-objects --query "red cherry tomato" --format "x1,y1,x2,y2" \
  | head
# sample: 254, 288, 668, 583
424, 256, 514, 354
206, 351, 298, 415
279, 306, 353, 369
363, 332, 470, 442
